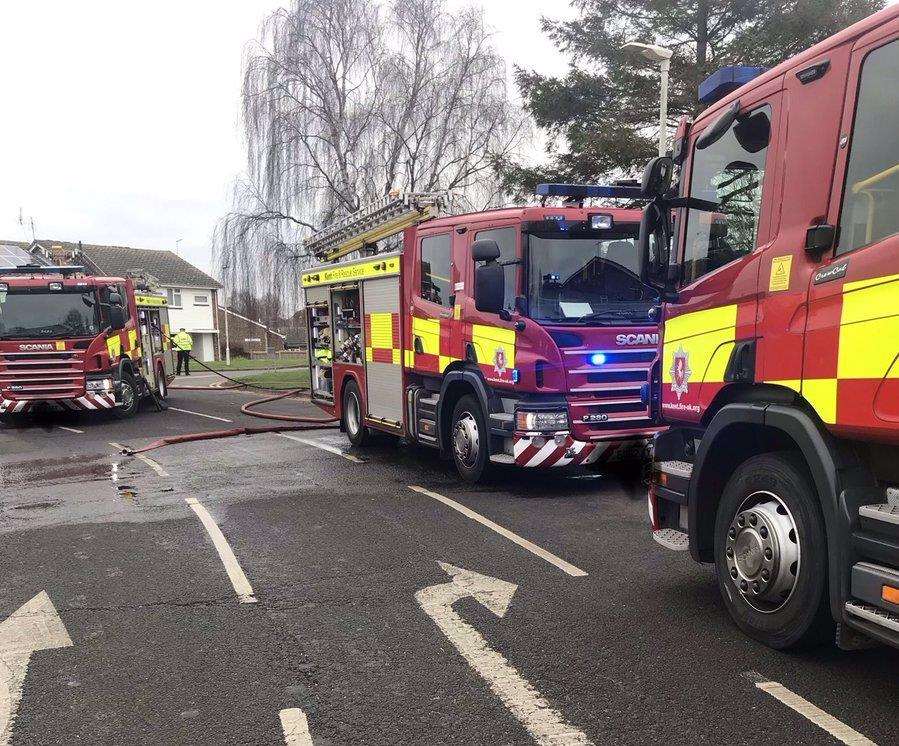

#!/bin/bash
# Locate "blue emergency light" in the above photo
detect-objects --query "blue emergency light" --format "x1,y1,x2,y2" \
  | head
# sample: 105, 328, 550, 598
699, 65, 767, 105
589, 353, 607, 366
536, 183, 645, 200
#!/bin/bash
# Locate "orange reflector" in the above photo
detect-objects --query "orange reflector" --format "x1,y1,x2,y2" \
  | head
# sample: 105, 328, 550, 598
882, 585, 899, 605
658, 472, 668, 487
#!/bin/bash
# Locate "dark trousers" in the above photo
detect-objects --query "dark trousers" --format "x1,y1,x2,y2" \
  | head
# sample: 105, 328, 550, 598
177, 350, 191, 375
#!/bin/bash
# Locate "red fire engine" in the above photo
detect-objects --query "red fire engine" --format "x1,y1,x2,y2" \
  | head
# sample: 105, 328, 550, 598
641, 5, 899, 650
301, 191, 663, 481
0, 265, 175, 419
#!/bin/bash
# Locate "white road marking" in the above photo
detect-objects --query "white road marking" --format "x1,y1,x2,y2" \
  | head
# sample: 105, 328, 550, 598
408, 486, 587, 578
279, 433, 363, 463
280, 707, 313, 745
417, 562, 592, 746
748, 672, 876, 745
185, 498, 258, 604
167, 406, 233, 423
109, 442, 170, 478
57, 426, 83, 434
0, 592, 74, 746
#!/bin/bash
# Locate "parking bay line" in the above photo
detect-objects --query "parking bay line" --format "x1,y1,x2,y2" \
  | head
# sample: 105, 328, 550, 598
280, 708, 313, 745
185, 497, 258, 604
408, 485, 588, 578
279, 433, 364, 463
745, 672, 876, 746
109, 442, 170, 478
58, 426, 84, 434
167, 406, 233, 423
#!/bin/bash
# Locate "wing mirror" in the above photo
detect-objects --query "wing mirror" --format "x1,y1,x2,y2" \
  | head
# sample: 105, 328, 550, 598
805, 223, 836, 257
108, 305, 126, 331
641, 156, 674, 198
472, 239, 501, 263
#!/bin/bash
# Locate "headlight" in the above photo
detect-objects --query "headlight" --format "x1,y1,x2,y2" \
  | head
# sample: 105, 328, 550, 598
86, 378, 114, 392
515, 410, 569, 432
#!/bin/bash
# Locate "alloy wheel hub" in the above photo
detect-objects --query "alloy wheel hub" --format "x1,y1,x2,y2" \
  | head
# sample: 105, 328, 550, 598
453, 413, 479, 467
724, 492, 800, 613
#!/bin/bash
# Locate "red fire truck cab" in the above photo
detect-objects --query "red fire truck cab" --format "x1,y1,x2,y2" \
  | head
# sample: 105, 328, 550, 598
0, 265, 175, 420
302, 190, 664, 482
641, 4, 899, 651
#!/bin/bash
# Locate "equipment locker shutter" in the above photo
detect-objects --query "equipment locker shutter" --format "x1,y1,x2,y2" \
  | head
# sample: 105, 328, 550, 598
363, 277, 403, 424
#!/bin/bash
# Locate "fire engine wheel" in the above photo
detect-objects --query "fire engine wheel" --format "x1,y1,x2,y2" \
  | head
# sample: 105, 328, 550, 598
451, 395, 488, 483
342, 380, 370, 446
714, 452, 832, 650
114, 372, 139, 420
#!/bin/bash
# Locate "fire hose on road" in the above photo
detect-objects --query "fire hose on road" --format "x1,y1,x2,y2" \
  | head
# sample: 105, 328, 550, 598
119, 342, 338, 456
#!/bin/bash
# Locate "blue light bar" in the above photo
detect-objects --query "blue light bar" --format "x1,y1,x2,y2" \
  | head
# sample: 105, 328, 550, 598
699, 65, 767, 105
536, 183, 645, 200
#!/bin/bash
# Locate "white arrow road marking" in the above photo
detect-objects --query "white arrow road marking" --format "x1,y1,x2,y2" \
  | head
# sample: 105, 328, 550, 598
0, 592, 73, 746
280, 707, 313, 745
416, 562, 592, 746
745, 672, 876, 745
408, 486, 587, 577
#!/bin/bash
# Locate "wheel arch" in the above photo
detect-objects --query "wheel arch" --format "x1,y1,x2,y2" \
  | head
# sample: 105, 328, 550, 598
437, 367, 492, 455
689, 402, 859, 619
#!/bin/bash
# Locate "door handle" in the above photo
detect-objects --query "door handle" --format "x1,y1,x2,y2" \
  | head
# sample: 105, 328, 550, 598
414, 336, 424, 354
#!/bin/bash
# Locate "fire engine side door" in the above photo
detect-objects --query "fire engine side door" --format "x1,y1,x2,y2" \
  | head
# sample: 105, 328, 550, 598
807, 25, 899, 437
408, 229, 456, 376
662, 82, 784, 423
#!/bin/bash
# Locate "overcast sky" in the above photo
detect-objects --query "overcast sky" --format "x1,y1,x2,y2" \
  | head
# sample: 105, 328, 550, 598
0, 1, 574, 277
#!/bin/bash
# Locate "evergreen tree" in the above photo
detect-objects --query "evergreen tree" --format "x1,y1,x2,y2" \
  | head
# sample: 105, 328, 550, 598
501, 0, 884, 196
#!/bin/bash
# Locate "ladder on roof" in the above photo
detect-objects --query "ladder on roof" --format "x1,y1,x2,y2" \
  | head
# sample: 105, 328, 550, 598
304, 191, 452, 262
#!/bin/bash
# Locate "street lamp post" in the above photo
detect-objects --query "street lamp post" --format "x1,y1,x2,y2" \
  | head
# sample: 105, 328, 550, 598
621, 42, 674, 157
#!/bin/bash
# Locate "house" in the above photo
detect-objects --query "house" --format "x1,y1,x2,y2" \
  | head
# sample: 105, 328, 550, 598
5, 239, 223, 362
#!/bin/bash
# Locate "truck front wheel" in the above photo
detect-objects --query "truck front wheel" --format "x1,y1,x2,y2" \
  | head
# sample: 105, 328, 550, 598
451, 395, 488, 483
114, 372, 139, 419
714, 452, 832, 650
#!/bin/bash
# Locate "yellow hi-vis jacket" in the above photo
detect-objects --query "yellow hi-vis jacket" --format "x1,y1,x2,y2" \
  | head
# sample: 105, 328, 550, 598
172, 331, 194, 351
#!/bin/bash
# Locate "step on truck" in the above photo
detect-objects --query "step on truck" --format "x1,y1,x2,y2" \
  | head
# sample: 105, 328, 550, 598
301, 189, 664, 482
640, 4, 899, 650
0, 265, 175, 420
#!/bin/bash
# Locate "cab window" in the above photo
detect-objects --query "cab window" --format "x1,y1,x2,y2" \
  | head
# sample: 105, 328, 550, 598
474, 226, 517, 309
682, 105, 772, 284
420, 233, 452, 307
838, 39, 899, 255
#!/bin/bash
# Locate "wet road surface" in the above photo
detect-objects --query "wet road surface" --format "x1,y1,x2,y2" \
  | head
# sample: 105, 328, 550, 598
1, 384, 897, 744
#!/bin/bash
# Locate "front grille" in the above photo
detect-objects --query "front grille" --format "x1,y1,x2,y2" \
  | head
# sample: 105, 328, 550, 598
565, 347, 657, 430
0, 350, 86, 399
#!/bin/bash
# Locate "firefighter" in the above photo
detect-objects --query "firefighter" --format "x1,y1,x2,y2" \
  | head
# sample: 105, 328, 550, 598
172, 328, 194, 376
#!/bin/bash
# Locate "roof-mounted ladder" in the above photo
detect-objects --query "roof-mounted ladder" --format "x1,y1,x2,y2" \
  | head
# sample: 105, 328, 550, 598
303, 192, 452, 262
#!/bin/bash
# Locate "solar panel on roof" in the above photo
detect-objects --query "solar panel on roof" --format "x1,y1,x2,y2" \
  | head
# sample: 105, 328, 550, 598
0, 245, 42, 269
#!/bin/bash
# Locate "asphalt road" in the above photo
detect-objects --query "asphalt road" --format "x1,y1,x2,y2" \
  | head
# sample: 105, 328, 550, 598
1, 380, 897, 745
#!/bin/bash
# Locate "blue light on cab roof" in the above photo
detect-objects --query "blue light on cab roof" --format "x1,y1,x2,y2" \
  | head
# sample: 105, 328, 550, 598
699, 65, 767, 105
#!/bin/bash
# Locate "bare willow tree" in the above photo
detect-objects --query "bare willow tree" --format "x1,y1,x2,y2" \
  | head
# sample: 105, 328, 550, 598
215, 0, 527, 316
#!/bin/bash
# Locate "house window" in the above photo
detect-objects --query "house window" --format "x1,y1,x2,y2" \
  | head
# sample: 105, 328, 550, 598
194, 294, 209, 306
166, 288, 182, 308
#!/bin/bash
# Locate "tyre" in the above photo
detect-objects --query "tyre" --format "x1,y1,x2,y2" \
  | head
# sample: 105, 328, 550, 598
342, 379, 370, 446
714, 452, 833, 650
114, 372, 139, 419
450, 395, 489, 483
156, 366, 168, 400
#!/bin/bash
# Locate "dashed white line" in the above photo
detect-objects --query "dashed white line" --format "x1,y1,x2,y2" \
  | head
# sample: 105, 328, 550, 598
280, 707, 313, 745
57, 426, 84, 434
185, 497, 257, 604
747, 672, 876, 745
109, 442, 170, 478
167, 406, 233, 423
408, 485, 588, 578
279, 433, 363, 463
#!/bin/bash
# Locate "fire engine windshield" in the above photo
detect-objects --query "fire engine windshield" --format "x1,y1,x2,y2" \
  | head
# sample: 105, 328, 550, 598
0, 290, 101, 340
525, 224, 658, 325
